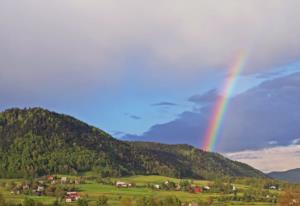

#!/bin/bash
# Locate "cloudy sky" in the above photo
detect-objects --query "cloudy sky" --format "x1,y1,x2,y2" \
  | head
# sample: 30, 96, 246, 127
1, 0, 300, 172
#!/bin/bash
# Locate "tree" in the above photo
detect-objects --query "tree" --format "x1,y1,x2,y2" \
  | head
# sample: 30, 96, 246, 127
136, 197, 147, 206
52, 200, 61, 206
77, 198, 89, 206
23, 198, 35, 206
96, 195, 109, 206
136, 197, 159, 206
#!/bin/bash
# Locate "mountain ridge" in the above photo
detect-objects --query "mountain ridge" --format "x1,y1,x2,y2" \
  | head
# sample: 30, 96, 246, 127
0, 107, 267, 179
268, 168, 300, 183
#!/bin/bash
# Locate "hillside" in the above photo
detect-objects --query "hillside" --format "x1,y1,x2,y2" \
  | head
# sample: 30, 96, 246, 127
0, 107, 266, 179
268, 168, 300, 183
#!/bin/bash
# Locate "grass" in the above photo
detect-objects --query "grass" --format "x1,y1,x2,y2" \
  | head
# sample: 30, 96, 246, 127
0, 175, 278, 206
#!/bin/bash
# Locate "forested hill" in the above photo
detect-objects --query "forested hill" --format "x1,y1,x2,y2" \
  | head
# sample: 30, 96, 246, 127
0, 108, 266, 179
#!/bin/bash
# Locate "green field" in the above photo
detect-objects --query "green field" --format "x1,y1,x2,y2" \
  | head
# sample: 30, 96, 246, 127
0, 175, 278, 206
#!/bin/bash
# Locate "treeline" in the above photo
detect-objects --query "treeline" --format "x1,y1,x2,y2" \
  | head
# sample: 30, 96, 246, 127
0, 194, 212, 206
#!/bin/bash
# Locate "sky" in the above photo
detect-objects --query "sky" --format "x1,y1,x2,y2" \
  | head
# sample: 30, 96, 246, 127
1, 0, 300, 172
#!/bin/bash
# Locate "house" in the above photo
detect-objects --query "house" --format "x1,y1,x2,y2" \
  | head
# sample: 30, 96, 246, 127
65, 192, 80, 202
61, 177, 67, 184
116, 181, 131, 188
11, 190, 20, 195
192, 186, 202, 193
203, 186, 210, 191
47, 175, 54, 181
232, 185, 236, 191
65, 198, 72, 203
269, 185, 277, 190
37, 186, 44, 192
175, 185, 181, 191
36, 186, 45, 196
153, 184, 160, 189
22, 184, 30, 190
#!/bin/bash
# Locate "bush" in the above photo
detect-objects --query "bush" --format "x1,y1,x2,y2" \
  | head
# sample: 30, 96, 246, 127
77, 198, 89, 206
96, 195, 108, 206
160, 196, 181, 206
23, 198, 35, 206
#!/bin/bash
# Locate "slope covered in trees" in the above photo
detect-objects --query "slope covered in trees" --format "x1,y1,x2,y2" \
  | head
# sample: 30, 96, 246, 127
0, 108, 266, 179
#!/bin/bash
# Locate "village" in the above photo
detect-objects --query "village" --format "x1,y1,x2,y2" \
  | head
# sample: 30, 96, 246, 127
6, 176, 216, 203
0, 175, 280, 205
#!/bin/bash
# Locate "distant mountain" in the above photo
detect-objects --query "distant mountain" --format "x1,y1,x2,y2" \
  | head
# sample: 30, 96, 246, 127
268, 168, 300, 183
0, 107, 267, 179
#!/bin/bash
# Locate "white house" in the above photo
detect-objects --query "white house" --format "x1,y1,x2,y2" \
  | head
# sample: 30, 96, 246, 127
116, 181, 131, 187
153, 184, 160, 189
203, 186, 210, 190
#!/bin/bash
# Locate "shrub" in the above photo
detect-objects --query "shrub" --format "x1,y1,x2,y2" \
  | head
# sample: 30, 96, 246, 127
96, 195, 109, 206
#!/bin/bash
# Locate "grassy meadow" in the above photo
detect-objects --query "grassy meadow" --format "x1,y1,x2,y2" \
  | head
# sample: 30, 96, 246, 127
0, 175, 280, 206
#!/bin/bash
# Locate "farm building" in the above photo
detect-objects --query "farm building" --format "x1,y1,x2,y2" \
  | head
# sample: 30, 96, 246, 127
47, 175, 54, 181
203, 186, 210, 191
61, 177, 67, 184
116, 181, 132, 187
192, 186, 202, 193
153, 184, 161, 189
65, 192, 80, 202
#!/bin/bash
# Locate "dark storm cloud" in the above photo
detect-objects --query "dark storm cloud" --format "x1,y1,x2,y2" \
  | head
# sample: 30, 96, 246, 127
219, 72, 300, 151
188, 89, 218, 104
125, 72, 300, 152
125, 111, 207, 146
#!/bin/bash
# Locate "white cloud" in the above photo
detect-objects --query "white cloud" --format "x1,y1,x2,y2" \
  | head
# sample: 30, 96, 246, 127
225, 145, 300, 173
1, 0, 300, 93
268, 140, 278, 145
291, 138, 300, 145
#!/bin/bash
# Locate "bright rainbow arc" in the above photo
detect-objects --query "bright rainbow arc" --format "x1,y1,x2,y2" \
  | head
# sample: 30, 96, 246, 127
202, 50, 248, 152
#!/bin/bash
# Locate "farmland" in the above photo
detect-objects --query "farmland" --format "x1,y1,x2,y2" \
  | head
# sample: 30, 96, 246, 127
0, 175, 280, 206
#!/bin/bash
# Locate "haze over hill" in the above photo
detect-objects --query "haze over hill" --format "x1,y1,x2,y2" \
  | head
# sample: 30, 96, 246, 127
268, 168, 300, 183
0, 107, 266, 179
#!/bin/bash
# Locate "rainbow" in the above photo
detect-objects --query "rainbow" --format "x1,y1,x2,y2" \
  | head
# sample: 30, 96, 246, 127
202, 50, 247, 151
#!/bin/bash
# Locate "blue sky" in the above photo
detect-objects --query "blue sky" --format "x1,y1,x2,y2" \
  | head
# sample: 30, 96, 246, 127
1, 0, 300, 171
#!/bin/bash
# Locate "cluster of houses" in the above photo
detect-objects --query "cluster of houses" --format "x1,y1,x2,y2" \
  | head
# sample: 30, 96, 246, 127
48, 176, 82, 203
10, 180, 46, 196
9, 175, 82, 203
160, 180, 211, 194
47, 175, 82, 185
114, 179, 212, 194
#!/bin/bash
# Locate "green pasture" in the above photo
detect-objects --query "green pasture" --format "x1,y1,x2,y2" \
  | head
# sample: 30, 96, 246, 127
0, 175, 278, 206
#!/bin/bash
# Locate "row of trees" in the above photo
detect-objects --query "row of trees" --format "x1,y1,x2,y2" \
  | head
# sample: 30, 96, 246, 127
0, 194, 213, 206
